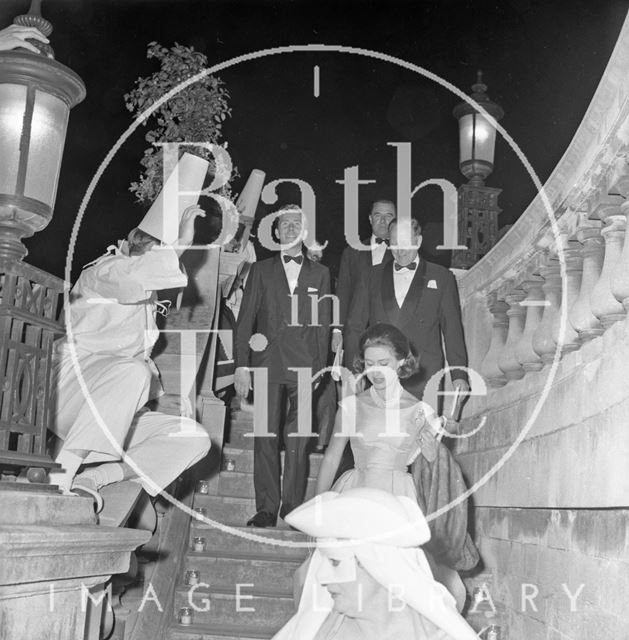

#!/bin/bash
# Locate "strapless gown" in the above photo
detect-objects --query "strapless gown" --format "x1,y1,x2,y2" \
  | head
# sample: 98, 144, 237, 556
331, 386, 426, 497
329, 386, 467, 610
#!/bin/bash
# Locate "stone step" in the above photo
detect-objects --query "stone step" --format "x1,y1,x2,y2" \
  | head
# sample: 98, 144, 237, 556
188, 524, 311, 561
0, 488, 95, 526
222, 447, 323, 476
174, 586, 294, 628
168, 622, 276, 639
192, 494, 320, 529
218, 471, 318, 500
193, 495, 257, 526
228, 429, 318, 453
227, 426, 322, 451
181, 555, 301, 595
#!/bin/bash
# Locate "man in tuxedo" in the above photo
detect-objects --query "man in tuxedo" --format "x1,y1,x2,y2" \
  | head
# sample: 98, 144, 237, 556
234, 205, 331, 527
344, 217, 469, 407
332, 199, 395, 354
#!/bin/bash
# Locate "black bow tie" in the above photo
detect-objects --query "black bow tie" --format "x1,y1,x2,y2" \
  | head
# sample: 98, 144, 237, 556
394, 262, 417, 271
283, 254, 303, 265
375, 237, 389, 245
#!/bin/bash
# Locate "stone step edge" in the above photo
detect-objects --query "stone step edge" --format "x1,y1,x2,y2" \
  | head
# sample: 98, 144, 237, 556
215, 470, 319, 489
186, 549, 307, 564
175, 583, 294, 599
193, 516, 302, 531
169, 622, 276, 639
189, 524, 308, 544
223, 446, 324, 461
190, 523, 308, 538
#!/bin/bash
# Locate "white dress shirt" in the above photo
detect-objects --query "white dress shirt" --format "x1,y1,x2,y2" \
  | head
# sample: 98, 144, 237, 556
370, 235, 388, 266
281, 251, 303, 294
393, 256, 420, 307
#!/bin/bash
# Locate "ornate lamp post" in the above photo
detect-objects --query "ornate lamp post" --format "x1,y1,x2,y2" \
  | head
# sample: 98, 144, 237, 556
452, 71, 504, 269
0, 0, 85, 487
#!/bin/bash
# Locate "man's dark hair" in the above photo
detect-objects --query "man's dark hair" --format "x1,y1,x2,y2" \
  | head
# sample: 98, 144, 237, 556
370, 196, 396, 214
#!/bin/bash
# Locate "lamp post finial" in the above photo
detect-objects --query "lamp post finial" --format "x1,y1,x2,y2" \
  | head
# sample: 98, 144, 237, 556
13, 0, 54, 58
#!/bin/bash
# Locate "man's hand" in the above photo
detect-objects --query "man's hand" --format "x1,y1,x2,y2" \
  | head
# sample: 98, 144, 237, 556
234, 367, 251, 399
448, 378, 470, 422
176, 205, 206, 254
331, 331, 343, 354
0, 25, 49, 53
152, 394, 193, 418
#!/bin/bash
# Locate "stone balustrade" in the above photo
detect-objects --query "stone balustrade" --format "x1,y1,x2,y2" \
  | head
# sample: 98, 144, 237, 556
611, 200, 629, 310
479, 293, 509, 387
497, 287, 526, 381
514, 275, 544, 372
457, 171, 629, 395
551, 239, 582, 354
530, 257, 561, 366
589, 196, 626, 328
451, 3, 629, 495
460, 187, 628, 388
570, 219, 604, 341
450, 13, 629, 640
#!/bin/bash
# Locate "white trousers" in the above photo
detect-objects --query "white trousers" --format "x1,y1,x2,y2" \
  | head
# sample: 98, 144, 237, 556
51, 352, 210, 496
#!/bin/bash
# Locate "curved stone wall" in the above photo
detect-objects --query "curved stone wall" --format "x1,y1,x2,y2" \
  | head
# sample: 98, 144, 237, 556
452, 10, 629, 639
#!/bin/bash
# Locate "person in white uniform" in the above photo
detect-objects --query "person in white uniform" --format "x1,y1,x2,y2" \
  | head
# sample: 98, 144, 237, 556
275, 488, 478, 640
49, 205, 210, 509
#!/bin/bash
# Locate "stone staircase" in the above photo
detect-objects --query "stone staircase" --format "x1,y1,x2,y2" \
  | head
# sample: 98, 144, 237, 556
165, 404, 322, 639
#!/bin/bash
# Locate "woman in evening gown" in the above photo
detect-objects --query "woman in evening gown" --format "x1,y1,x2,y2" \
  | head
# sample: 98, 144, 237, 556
313, 323, 473, 609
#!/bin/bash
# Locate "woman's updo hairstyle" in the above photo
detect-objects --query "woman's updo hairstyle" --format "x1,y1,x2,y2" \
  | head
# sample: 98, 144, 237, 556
353, 323, 420, 379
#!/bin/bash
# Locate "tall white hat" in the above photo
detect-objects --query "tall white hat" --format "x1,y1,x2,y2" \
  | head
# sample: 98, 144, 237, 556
235, 169, 266, 221
138, 152, 209, 244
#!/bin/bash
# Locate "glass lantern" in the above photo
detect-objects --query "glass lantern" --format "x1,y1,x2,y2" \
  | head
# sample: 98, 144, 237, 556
0, 3, 85, 485
0, 43, 85, 259
452, 71, 503, 186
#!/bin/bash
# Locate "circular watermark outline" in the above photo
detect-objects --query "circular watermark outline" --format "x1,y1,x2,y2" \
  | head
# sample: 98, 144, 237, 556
64, 44, 566, 548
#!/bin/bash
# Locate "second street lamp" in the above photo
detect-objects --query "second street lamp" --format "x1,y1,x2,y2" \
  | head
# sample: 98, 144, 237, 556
0, 0, 85, 487
451, 71, 504, 269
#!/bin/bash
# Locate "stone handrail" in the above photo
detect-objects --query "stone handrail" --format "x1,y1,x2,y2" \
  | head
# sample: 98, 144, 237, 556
457, 9, 629, 308
452, 10, 629, 510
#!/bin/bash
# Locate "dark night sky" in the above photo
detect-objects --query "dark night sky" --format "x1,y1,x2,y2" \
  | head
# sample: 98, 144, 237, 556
2, 0, 627, 280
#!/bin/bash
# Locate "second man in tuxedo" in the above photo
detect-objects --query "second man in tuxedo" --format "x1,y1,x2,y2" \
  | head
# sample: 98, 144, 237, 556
344, 217, 469, 407
234, 205, 331, 527
332, 198, 395, 354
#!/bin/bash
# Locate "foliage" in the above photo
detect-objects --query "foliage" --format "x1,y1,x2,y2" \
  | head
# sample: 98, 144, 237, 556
124, 42, 234, 204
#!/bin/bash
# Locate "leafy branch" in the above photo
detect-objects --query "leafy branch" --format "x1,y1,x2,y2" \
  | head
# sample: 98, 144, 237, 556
124, 42, 235, 204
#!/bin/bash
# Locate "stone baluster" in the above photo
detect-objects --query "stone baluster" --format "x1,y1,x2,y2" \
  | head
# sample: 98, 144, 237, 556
480, 293, 510, 387
552, 241, 583, 354
532, 258, 562, 365
497, 286, 526, 381
514, 276, 545, 372
611, 200, 629, 312
589, 196, 627, 329
569, 221, 605, 341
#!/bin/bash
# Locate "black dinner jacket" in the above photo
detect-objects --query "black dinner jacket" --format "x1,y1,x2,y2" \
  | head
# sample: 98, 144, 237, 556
336, 242, 393, 326
344, 257, 469, 397
235, 255, 331, 385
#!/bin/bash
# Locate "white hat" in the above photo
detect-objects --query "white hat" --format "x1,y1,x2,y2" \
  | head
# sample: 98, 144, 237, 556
275, 489, 478, 640
235, 169, 266, 221
138, 152, 209, 244
286, 488, 430, 547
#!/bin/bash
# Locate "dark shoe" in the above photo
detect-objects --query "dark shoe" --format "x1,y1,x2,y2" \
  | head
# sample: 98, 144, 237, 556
246, 511, 276, 528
